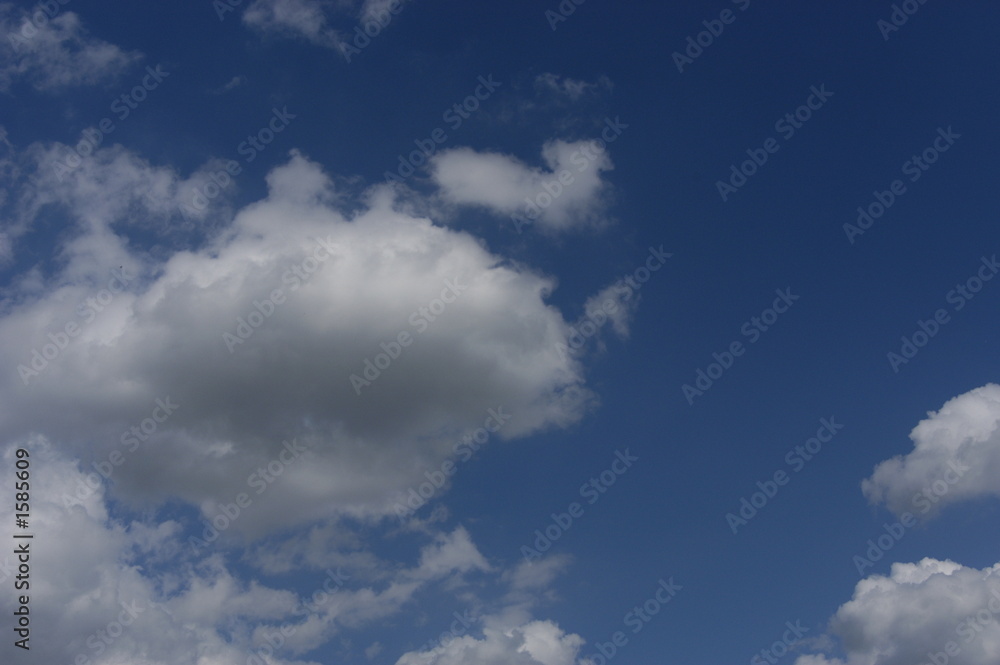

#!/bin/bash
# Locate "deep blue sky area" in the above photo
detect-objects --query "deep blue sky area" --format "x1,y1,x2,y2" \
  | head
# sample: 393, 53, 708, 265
1, 1, 999, 665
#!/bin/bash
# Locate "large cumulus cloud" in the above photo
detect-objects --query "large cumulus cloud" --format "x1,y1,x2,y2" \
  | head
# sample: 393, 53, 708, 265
794, 558, 1000, 665
0, 148, 608, 537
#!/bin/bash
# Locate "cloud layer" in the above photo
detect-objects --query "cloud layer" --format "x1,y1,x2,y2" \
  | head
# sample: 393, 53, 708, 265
0, 440, 508, 664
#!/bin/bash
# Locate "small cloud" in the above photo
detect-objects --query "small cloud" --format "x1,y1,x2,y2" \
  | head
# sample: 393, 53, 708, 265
534, 73, 613, 101
431, 139, 614, 234
0, 8, 142, 92
243, 0, 343, 49
210, 75, 247, 94
364, 641, 383, 659
862, 383, 1000, 520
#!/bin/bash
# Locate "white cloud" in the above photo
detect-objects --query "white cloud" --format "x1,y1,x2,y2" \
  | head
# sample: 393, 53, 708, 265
584, 283, 636, 340
862, 383, 1000, 519
431, 140, 614, 234
211, 74, 247, 94
794, 558, 1000, 665
0, 148, 602, 538
0, 439, 501, 663
243, 0, 407, 53
395, 619, 585, 665
243, 0, 344, 49
0, 138, 231, 269
534, 73, 612, 101
0, 140, 620, 663
0, 6, 140, 92
411, 526, 492, 581
502, 555, 572, 593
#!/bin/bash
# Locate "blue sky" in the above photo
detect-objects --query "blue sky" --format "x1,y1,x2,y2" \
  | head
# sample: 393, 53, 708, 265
1, 1, 999, 664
